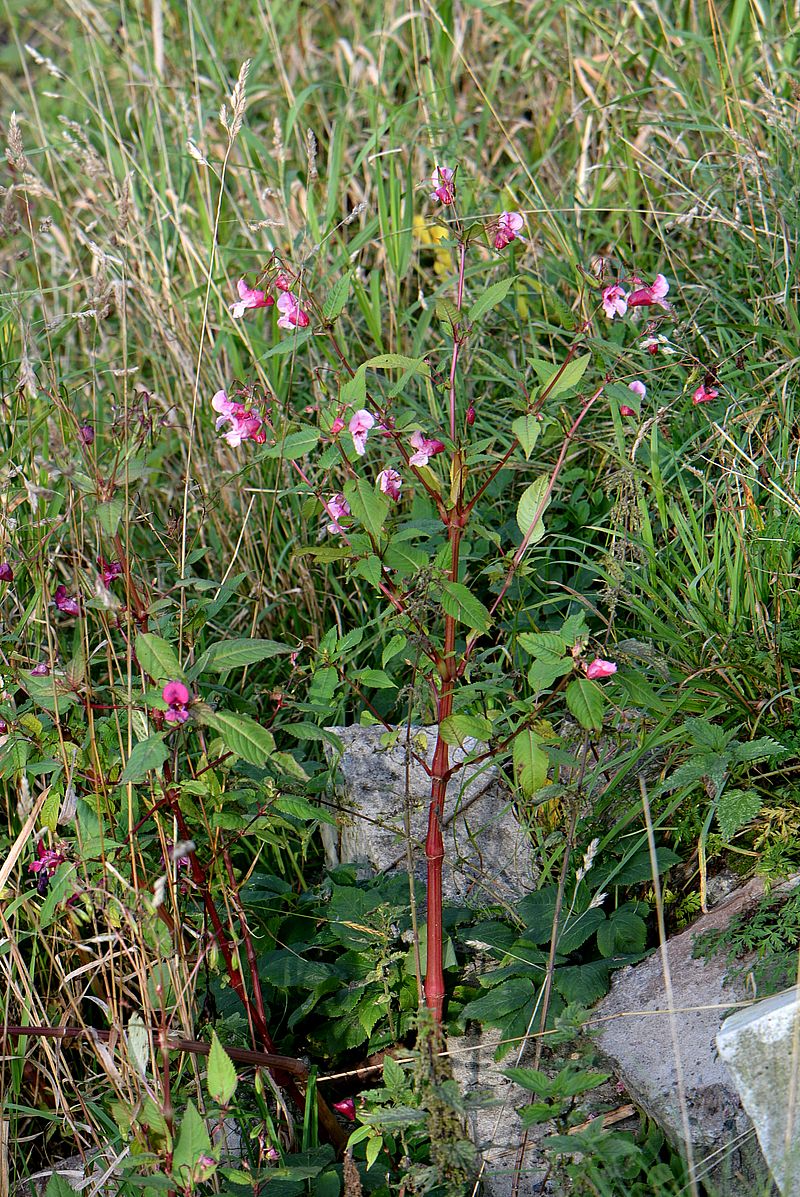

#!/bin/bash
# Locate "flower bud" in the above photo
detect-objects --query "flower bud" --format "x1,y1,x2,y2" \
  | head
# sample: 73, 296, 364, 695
466, 406, 476, 426
78, 423, 95, 446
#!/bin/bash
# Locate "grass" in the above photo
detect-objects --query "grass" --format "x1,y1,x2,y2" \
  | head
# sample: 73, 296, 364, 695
2, 0, 800, 1191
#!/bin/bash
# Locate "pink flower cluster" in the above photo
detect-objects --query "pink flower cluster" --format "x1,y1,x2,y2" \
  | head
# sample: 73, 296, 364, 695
493, 211, 525, 251
230, 276, 310, 331
409, 431, 445, 467
431, 165, 456, 206
602, 274, 671, 320
212, 390, 266, 447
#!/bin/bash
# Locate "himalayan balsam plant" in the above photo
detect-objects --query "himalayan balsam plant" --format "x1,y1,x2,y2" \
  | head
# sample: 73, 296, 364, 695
218, 159, 701, 1024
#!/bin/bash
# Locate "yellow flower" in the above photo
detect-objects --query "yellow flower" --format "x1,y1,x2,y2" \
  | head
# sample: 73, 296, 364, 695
413, 214, 454, 277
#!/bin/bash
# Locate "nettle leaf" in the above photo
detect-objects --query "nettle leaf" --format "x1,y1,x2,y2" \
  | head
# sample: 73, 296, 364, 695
532, 352, 591, 400
512, 413, 541, 459
717, 789, 762, 840
202, 710, 275, 766
171, 1101, 212, 1182
207, 1032, 238, 1106
565, 678, 605, 731
203, 638, 293, 671
440, 713, 493, 746
354, 668, 396, 689
344, 477, 390, 538
731, 736, 787, 763
441, 581, 491, 632
461, 978, 536, 1027
136, 633, 182, 683
120, 735, 169, 783
516, 477, 550, 541
467, 277, 513, 323
512, 729, 549, 797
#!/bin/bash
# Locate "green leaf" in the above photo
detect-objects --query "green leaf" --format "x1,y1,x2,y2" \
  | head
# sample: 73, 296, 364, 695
323, 273, 352, 321
354, 668, 396, 689
527, 657, 575, 692
262, 426, 320, 460
96, 495, 124, 537
516, 477, 550, 541
440, 713, 493, 746
276, 794, 336, 825
136, 633, 182, 683
517, 631, 566, 662
461, 978, 536, 1027
20, 672, 78, 714
259, 327, 313, 358
203, 638, 293, 671
382, 633, 407, 669
553, 960, 609, 1005
441, 580, 491, 633
467, 277, 513, 323
207, 1032, 238, 1106
171, 1101, 212, 1182
344, 478, 389, 538
532, 352, 591, 400
717, 789, 762, 840
512, 729, 549, 797
202, 711, 275, 766
512, 413, 541, 459
120, 735, 169, 783
596, 905, 648, 957
352, 555, 382, 587
363, 353, 430, 376
45, 1178, 79, 1197
565, 678, 605, 731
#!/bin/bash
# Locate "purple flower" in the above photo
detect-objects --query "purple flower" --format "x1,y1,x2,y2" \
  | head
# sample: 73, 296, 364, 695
78, 423, 95, 446
31, 662, 50, 677
54, 585, 80, 616
0, 562, 13, 583
98, 558, 123, 585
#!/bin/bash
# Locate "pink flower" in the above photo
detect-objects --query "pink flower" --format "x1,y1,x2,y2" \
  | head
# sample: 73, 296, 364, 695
627, 273, 671, 311
162, 680, 191, 724
230, 278, 274, 319
693, 383, 719, 405
0, 562, 13, 582
409, 431, 446, 468
619, 406, 636, 418
98, 558, 123, 586
430, 165, 456, 206
325, 494, 351, 536
276, 291, 310, 330
31, 662, 50, 676
585, 657, 617, 680
494, 211, 525, 250
333, 1097, 356, 1121
211, 390, 265, 447
274, 272, 292, 292
329, 416, 345, 437
621, 380, 645, 417
349, 409, 375, 456
29, 839, 66, 876
602, 285, 628, 320
377, 469, 402, 501
54, 585, 80, 616
265, 1146, 280, 1163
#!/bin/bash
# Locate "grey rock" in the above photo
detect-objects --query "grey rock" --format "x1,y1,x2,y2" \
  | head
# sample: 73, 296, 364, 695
594, 878, 777, 1196
323, 725, 536, 905
718, 990, 800, 1196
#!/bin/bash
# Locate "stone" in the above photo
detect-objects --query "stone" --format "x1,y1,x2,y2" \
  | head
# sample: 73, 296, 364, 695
323, 725, 536, 905
717, 990, 800, 1196
593, 877, 777, 1196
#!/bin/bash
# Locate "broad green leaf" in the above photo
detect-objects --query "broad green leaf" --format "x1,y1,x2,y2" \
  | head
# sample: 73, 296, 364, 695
363, 353, 430, 375
512, 413, 541, 459
596, 905, 648, 958
517, 631, 566, 662
352, 555, 382, 587
717, 789, 762, 840
382, 633, 407, 668
341, 369, 367, 407
96, 495, 124, 536
441, 580, 491, 632
516, 477, 550, 541
532, 352, 591, 400
136, 633, 182, 683
344, 477, 389, 538
262, 426, 319, 460
383, 542, 428, 575
566, 678, 605, 731
120, 735, 169, 783
440, 713, 493, 746
552, 960, 610, 1005
276, 794, 337, 825
461, 978, 535, 1026
45, 1178, 79, 1197
203, 639, 293, 671
295, 545, 354, 562
20, 672, 78, 714
527, 657, 573, 693
202, 711, 275, 766
354, 668, 396, 689
323, 273, 352, 321
512, 729, 549, 797
207, 1031, 238, 1106
468, 277, 513, 323
171, 1101, 212, 1182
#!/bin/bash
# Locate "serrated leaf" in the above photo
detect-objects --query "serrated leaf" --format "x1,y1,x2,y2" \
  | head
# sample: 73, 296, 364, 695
352, 555, 382, 587
354, 668, 396, 689
552, 959, 609, 1006
468, 277, 513, 323
461, 978, 535, 1026
717, 789, 762, 840
120, 735, 169, 783
441, 580, 491, 632
262, 426, 319, 460
512, 413, 541, 458
440, 713, 493, 746
323, 273, 352, 321
516, 477, 550, 541
296, 545, 355, 562
435, 298, 460, 328
276, 794, 337, 825
202, 711, 275, 766
512, 729, 549, 797
136, 634, 182, 683
517, 631, 566, 662
532, 352, 591, 400
207, 1031, 238, 1105
203, 639, 293, 671
565, 678, 605, 731
171, 1101, 212, 1182
382, 633, 407, 669
527, 658, 574, 692
344, 478, 389, 538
